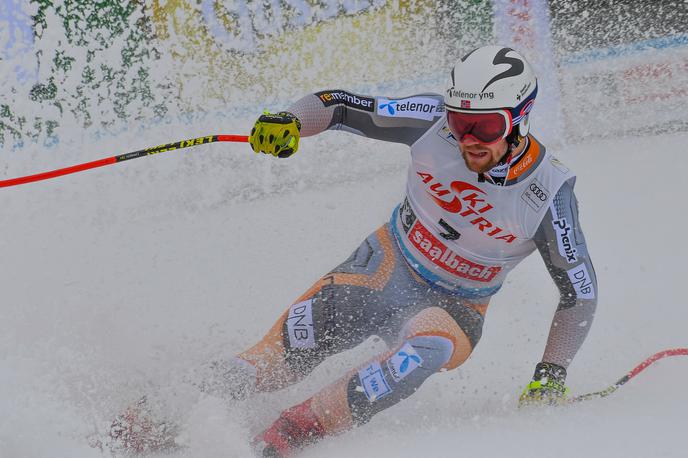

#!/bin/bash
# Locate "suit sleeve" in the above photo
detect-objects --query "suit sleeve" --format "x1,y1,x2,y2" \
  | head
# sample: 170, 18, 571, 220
287, 89, 445, 146
533, 179, 598, 369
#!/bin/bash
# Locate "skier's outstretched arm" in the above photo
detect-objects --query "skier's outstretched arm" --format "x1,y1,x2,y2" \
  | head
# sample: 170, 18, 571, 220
521, 179, 598, 405
248, 90, 446, 157
287, 90, 444, 145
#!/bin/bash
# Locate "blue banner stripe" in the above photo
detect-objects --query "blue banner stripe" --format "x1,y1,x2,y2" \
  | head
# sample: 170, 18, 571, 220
560, 34, 688, 65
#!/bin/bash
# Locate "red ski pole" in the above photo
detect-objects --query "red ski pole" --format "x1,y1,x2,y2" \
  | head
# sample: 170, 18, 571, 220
0, 134, 249, 188
570, 347, 688, 403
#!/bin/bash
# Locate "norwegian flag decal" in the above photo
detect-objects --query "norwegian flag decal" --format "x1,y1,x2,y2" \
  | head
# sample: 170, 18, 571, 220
460, 99, 471, 108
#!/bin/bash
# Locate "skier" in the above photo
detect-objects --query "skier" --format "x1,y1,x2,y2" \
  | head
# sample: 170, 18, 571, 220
111, 45, 598, 457
224, 45, 598, 457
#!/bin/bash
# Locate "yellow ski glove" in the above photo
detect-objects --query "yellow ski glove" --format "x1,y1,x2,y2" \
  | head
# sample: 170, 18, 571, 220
249, 111, 301, 158
519, 362, 571, 407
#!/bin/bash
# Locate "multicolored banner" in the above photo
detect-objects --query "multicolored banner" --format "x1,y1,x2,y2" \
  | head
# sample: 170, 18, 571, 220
1, 1, 168, 147
559, 35, 688, 139
10, 1, 684, 148
2, 0, 495, 147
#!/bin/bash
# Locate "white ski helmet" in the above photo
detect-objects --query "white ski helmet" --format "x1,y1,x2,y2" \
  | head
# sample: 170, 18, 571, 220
445, 46, 537, 144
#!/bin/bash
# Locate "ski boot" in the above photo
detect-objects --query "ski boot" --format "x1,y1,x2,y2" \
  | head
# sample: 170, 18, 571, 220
252, 399, 326, 457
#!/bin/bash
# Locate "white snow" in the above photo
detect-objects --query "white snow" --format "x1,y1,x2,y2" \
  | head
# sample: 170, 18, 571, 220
2, 5, 688, 454
1, 123, 687, 457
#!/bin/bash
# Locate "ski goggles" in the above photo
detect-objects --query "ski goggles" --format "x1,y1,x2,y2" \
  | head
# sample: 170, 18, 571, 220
446, 109, 513, 145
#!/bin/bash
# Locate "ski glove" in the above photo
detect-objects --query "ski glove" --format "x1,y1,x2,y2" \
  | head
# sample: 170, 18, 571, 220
519, 362, 570, 407
249, 111, 301, 158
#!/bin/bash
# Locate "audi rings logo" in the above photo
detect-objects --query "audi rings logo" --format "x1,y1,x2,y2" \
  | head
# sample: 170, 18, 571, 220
521, 178, 550, 212
529, 183, 548, 201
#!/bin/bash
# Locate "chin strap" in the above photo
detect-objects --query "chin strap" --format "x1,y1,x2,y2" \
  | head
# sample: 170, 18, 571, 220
505, 132, 526, 157
494, 132, 526, 170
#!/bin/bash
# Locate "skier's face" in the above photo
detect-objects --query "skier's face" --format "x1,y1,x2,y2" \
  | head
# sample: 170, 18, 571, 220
458, 136, 508, 173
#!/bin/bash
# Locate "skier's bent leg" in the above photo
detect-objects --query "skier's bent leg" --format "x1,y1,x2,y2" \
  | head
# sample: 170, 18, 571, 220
255, 303, 485, 454
198, 308, 320, 399
317, 304, 483, 431
203, 225, 398, 399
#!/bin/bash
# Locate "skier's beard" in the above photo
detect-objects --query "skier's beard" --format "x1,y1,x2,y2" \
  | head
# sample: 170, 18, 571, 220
460, 144, 505, 174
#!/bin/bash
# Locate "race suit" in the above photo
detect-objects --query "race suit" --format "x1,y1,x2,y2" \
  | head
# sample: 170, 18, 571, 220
214, 90, 598, 434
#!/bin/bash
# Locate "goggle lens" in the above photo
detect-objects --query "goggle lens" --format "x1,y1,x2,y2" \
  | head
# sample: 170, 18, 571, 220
446, 110, 510, 145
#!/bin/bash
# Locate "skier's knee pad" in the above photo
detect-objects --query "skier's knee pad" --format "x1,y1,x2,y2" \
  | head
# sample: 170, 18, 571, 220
347, 335, 454, 425
402, 306, 479, 370
404, 335, 455, 374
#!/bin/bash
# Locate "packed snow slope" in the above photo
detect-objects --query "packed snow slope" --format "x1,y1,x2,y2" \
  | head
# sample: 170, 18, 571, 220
2, 1, 687, 456
0, 119, 687, 457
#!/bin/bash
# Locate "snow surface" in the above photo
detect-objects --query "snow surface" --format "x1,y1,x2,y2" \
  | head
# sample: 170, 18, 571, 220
1, 120, 688, 457
1, 4, 688, 454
